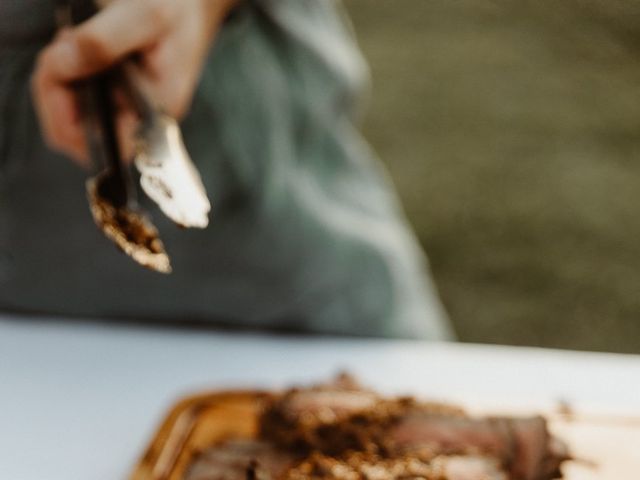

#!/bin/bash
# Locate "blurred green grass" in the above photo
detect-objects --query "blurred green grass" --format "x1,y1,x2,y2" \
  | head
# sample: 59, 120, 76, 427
345, 0, 640, 352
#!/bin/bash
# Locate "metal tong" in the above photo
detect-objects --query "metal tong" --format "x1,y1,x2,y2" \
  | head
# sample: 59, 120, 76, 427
83, 73, 173, 273
56, 0, 211, 273
121, 63, 211, 229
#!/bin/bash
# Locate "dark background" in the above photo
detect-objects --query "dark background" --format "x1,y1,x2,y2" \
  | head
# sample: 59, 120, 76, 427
345, 0, 640, 353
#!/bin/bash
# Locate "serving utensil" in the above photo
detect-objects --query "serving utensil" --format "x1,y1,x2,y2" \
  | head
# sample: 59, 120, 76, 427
82, 70, 173, 273
57, 0, 172, 273
120, 63, 211, 229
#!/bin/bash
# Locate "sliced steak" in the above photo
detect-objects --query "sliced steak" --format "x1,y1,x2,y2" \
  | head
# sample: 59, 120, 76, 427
193, 376, 569, 480
390, 414, 568, 480
284, 452, 507, 480
260, 384, 382, 452
391, 414, 513, 457
186, 439, 298, 480
261, 382, 462, 455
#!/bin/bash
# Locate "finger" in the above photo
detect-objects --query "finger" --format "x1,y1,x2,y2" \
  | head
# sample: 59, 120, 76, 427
148, 0, 235, 119
156, 68, 195, 119
44, 0, 175, 81
144, 35, 203, 119
31, 56, 89, 166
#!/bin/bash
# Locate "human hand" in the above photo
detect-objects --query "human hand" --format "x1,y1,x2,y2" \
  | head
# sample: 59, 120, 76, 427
32, 0, 237, 165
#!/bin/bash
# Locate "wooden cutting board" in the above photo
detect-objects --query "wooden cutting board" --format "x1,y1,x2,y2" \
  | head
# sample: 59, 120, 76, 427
549, 415, 640, 479
129, 391, 640, 480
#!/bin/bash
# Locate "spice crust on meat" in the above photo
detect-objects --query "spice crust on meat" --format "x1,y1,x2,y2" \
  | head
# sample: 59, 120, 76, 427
185, 376, 569, 480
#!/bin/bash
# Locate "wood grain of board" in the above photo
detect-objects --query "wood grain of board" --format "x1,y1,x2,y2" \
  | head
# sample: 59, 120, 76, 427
551, 417, 640, 479
130, 391, 640, 480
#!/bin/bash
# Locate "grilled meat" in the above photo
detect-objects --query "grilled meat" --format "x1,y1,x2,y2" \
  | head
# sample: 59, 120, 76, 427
187, 376, 569, 480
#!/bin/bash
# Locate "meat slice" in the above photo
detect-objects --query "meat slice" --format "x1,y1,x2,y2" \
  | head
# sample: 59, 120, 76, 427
260, 379, 462, 455
186, 441, 509, 480
284, 452, 507, 480
260, 380, 383, 453
186, 439, 298, 480
259, 378, 568, 480
280, 389, 381, 424
380, 413, 567, 480
390, 414, 513, 457
261, 375, 380, 427
190, 377, 569, 480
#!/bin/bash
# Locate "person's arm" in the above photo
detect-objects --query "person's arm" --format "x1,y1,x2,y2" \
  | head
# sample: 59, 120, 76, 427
31, 0, 238, 165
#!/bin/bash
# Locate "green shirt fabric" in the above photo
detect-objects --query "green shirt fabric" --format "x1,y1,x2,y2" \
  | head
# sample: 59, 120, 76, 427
0, 0, 453, 339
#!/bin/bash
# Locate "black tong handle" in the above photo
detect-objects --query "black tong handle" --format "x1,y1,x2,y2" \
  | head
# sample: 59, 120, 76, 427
55, 0, 131, 208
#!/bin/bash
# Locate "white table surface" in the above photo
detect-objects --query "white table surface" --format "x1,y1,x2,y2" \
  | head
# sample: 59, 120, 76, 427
1, 314, 640, 480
